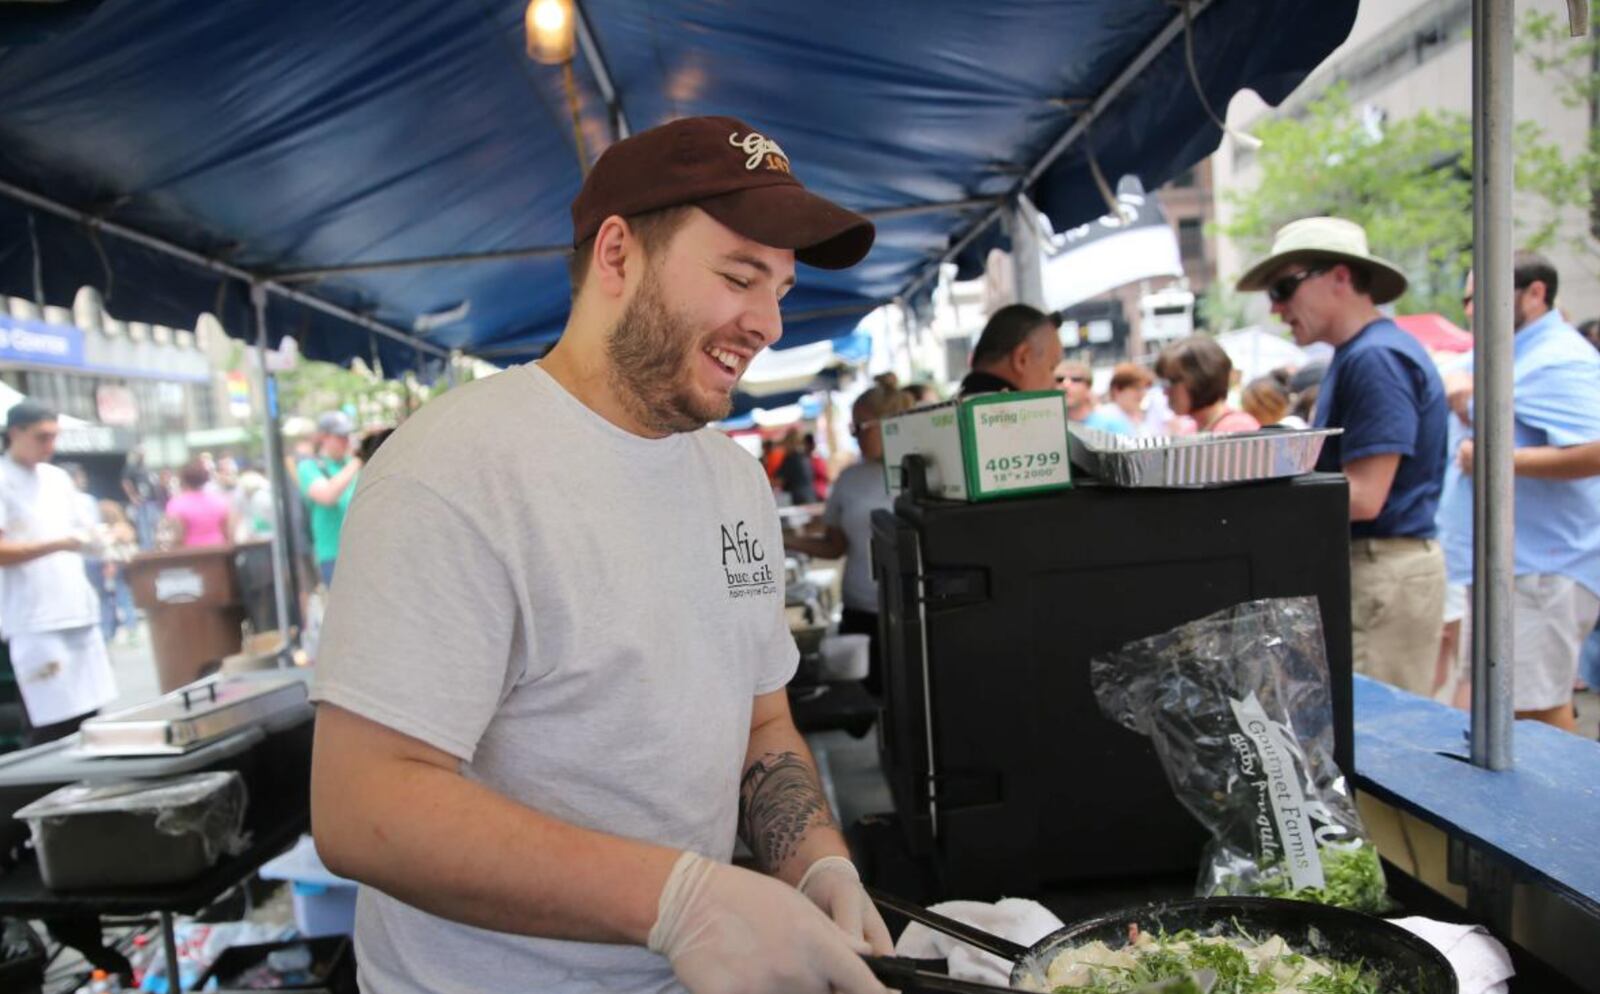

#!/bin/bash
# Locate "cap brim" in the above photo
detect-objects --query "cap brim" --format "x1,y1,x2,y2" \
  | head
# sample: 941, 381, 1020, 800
1236, 248, 1408, 306
698, 184, 875, 270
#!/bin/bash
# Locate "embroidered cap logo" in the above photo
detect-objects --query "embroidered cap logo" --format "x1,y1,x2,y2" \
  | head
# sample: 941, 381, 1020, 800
729, 131, 791, 173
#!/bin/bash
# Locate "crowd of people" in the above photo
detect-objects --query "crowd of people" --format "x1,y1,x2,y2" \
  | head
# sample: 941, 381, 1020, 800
1234, 221, 1600, 735
0, 398, 392, 746
957, 302, 1318, 439
934, 217, 1600, 733
783, 216, 1600, 737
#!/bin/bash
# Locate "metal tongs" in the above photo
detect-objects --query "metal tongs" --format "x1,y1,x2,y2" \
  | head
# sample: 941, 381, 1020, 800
863, 888, 1216, 994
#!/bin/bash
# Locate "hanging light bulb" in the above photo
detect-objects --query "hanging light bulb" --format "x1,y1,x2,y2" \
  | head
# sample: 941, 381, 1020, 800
526, 0, 576, 65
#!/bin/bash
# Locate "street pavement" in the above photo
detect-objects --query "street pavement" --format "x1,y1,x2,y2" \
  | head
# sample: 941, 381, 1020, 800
103, 621, 163, 712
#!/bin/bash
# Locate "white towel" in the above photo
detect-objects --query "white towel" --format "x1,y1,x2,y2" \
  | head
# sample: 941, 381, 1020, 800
1389, 916, 1515, 994
893, 898, 1064, 985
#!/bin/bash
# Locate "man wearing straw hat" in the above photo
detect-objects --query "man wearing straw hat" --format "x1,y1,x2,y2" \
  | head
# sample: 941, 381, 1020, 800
1238, 217, 1449, 697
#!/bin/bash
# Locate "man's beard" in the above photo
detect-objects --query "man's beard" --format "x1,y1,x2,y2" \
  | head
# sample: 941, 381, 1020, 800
605, 266, 733, 435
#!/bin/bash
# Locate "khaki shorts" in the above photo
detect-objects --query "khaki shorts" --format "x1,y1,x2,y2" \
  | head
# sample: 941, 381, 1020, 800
1459, 574, 1600, 711
1350, 537, 1446, 697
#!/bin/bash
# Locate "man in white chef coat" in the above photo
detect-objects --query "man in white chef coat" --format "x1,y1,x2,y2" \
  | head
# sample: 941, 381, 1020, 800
0, 401, 116, 744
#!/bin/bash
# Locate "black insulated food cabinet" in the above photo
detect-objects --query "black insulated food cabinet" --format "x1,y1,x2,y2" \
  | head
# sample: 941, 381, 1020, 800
869, 473, 1353, 898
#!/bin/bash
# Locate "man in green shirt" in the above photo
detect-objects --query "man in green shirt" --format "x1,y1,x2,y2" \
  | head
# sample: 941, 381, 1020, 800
297, 412, 362, 586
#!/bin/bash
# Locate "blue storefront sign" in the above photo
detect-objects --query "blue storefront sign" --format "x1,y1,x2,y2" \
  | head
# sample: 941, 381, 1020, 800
0, 315, 85, 368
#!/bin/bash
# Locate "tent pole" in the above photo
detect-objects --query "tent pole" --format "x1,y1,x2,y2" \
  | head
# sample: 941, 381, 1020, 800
574, 0, 630, 140
251, 283, 297, 652
0, 178, 447, 361
1469, 0, 1515, 771
1005, 198, 1046, 310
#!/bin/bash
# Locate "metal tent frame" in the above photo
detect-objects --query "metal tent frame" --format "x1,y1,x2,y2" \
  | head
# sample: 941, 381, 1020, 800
0, 0, 1253, 648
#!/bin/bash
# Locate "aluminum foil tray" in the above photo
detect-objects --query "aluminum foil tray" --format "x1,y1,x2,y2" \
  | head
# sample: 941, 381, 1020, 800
1068, 424, 1342, 488
78, 672, 310, 756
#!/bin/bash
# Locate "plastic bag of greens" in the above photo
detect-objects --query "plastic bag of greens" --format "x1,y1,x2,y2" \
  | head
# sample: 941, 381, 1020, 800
1091, 596, 1387, 913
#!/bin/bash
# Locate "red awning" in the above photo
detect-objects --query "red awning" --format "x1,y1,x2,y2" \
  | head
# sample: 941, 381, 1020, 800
1395, 313, 1473, 353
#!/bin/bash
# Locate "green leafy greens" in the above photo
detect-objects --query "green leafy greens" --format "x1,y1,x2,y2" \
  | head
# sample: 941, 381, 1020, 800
1215, 843, 1389, 914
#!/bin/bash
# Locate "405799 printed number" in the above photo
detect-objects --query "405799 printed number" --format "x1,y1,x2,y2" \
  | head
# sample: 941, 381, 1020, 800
984, 451, 1063, 472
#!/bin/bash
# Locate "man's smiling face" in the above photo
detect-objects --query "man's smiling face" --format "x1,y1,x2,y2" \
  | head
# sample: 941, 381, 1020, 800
606, 208, 796, 434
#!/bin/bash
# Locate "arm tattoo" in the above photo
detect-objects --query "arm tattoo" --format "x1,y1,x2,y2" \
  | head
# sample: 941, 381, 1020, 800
738, 751, 838, 873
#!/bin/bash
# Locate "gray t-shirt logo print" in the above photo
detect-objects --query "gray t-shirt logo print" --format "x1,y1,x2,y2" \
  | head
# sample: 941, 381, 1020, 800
720, 521, 776, 599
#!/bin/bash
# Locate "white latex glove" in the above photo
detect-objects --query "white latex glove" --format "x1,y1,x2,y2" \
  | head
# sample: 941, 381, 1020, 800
798, 855, 895, 955
648, 851, 887, 994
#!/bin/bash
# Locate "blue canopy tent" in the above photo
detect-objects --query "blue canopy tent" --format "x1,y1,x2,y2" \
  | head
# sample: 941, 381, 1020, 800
5, 1, 1576, 928
0, 0, 1357, 374
0, 0, 1359, 653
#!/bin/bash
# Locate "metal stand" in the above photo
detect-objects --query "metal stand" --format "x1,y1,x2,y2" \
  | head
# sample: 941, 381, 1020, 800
251, 284, 297, 649
159, 910, 180, 991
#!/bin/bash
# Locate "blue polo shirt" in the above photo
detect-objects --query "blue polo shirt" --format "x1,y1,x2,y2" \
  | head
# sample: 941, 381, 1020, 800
1083, 406, 1134, 435
1313, 318, 1448, 540
1436, 311, 1600, 597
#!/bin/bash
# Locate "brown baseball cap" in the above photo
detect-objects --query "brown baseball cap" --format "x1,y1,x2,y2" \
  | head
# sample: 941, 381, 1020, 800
570, 115, 875, 270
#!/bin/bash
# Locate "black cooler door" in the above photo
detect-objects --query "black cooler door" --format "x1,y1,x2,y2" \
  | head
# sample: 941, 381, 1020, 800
871, 474, 1352, 898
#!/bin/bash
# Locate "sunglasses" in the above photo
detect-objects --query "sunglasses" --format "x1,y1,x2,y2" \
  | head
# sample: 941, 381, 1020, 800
1055, 375, 1090, 385
1267, 266, 1329, 305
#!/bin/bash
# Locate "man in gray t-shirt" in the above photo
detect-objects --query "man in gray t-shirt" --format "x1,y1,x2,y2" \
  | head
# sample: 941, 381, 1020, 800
310, 116, 889, 994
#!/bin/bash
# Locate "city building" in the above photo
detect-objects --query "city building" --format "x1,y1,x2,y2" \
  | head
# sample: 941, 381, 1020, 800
1058, 161, 1219, 363
0, 286, 250, 498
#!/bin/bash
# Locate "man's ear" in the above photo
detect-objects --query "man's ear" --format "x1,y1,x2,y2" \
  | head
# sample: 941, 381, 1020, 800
591, 215, 635, 298
1527, 279, 1549, 309
1330, 262, 1357, 292
1010, 339, 1035, 372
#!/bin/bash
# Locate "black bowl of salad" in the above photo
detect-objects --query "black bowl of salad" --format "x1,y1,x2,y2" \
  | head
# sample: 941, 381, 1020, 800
1014, 896, 1456, 994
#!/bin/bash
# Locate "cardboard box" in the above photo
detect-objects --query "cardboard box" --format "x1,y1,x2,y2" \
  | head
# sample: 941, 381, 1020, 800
881, 391, 1071, 501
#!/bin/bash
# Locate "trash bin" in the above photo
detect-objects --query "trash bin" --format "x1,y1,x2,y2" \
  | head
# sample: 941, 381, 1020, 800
125, 546, 246, 692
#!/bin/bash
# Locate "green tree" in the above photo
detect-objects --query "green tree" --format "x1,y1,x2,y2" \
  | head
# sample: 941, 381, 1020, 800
1196, 281, 1251, 334
1518, 9, 1600, 268
275, 357, 421, 428
1218, 14, 1600, 325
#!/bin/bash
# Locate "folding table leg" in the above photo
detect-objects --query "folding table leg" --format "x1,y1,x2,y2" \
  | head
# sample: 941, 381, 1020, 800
161, 911, 180, 993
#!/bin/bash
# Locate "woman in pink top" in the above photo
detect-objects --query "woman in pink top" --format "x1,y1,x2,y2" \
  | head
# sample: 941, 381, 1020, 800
163, 459, 234, 547
1155, 336, 1262, 435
